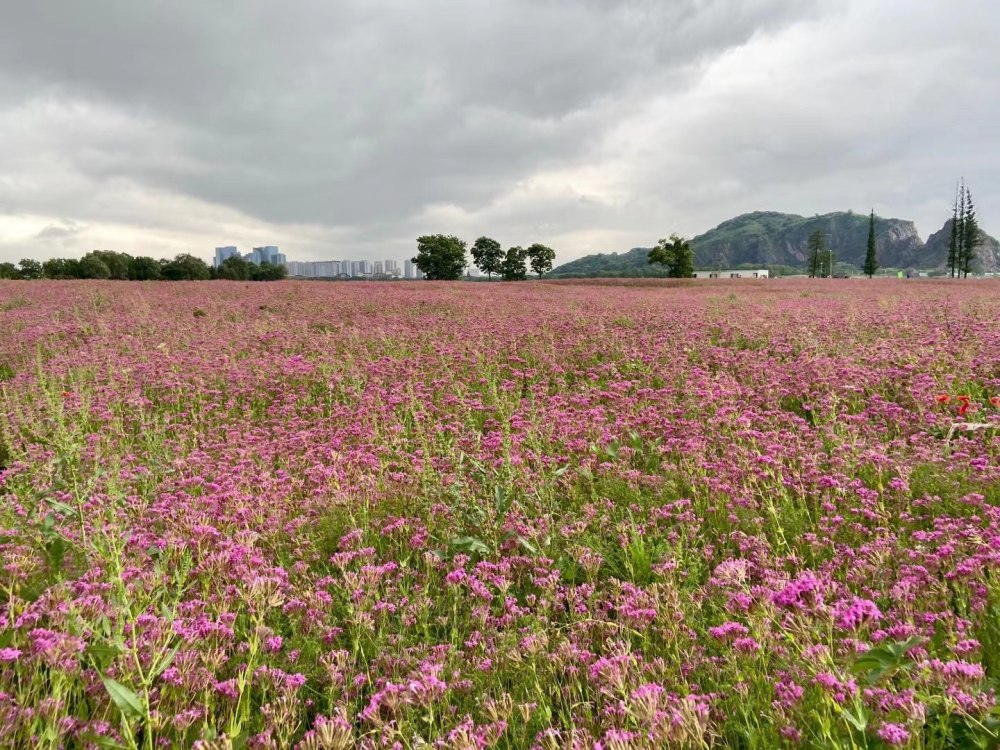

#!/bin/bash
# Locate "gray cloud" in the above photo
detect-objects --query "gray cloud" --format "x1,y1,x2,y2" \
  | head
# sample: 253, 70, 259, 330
0, 0, 997, 264
36, 219, 85, 241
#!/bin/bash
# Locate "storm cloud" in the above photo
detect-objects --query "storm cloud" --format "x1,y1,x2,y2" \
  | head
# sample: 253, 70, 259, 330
1, 0, 998, 264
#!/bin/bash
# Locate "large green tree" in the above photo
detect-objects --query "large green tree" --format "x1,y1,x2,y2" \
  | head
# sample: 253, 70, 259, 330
647, 234, 694, 278
413, 235, 467, 280
77, 253, 112, 279
91, 250, 133, 280
42, 258, 73, 278
0, 262, 20, 279
162, 254, 212, 281
216, 255, 253, 281
863, 210, 879, 278
17, 259, 43, 279
252, 261, 288, 281
470, 236, 503, 280
501, 246, 527, 281
527, 243, 556, 278
129, 256, 163, 280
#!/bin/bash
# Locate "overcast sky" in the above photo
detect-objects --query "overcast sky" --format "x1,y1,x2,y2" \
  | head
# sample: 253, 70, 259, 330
1, 0, 998, 265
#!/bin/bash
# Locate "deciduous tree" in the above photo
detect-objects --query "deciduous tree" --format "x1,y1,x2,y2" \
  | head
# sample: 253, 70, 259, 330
413, 235, 467, 280
527, 243, 556, 278
162, 254, 211, 281
470, 236, 503, 280
647, 234, 694, 278
501, 246, 527, 281
129, 256, 163, 280
17, 259, 42, 279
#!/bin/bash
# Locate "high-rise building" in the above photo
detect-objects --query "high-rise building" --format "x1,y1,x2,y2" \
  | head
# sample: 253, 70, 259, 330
373, 261, 384, 275
404, 259, 415, 279
251, 246, 285, 266
384, 260, 400, 277
285, 260, 342, 277
214, 246, 239, 268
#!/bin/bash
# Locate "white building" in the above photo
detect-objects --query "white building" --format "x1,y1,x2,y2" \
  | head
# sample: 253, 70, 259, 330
693, 269, 769, 279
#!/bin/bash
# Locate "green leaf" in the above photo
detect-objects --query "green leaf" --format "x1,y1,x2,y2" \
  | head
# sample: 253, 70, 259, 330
78, 733, 127, 749
45, 498, 77, 516
150, 645, 180, 679
100, 676, 144, 720
450, 536, 490, 556
494, 485, 510, 516
515, 536, 540, 556
86, 641, 123, 670
840, 705, 868, 732
850, 646, 896, 674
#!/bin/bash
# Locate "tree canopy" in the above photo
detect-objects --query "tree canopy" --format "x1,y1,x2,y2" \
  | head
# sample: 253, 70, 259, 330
413, 235, 467, 280
501, 246, 527, 281
647, 234, 694, 278
863, 210, 879, 278
470, 236, 503, 280
526, 243, 556, 278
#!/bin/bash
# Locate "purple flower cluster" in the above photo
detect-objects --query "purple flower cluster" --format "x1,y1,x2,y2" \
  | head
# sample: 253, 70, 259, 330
0, 278, 998, 748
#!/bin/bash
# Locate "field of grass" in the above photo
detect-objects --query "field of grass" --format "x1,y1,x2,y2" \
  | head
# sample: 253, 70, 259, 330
1, 279, 998, 749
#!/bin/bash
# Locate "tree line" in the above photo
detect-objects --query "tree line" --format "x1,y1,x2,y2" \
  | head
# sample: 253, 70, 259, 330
947, 180, 979, 278
411, 235, 556, 280
0, 251, 286, 281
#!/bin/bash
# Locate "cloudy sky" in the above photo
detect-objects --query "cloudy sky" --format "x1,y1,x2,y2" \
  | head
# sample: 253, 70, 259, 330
1, 0, 997, 266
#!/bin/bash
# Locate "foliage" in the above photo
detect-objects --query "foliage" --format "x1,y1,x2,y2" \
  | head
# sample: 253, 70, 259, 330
77, 253, 112, 279
0, 262, 20, 280
648, 234, 694, 277
128, 256, 163, 281
501, 245, 527, 280
807, 229, 833, 277
90, 251, 133, 280
216, 255, 254, 281
17, 259, 43, 280
0, 281, 998, 748
470, 236, 504, 280
947, 181, 982, 279
961, 186, 979, 277
526, 243, 556, 278
863, 209, 879, 278
160, 253, 212, 281
413, 234, 467, 280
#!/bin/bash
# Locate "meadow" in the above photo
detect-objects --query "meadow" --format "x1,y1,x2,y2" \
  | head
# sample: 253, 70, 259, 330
0, 279, 998, 750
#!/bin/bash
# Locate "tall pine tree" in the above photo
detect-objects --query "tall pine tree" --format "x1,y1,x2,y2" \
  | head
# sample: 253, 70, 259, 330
863, 209, 879, 278
956, 180, 967, 277
960, 187, 979, 278
947, 183, 960, 278
807, 230, 824, 277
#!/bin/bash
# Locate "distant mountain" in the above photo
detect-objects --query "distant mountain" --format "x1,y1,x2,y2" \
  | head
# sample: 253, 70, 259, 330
549, 211, 999, 276
924, 219, 1000, 274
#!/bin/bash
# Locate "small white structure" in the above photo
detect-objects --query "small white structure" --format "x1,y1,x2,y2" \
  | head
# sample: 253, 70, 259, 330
693, 269, 769, 279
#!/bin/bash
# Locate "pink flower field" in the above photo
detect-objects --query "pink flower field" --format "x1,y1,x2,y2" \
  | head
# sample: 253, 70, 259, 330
0, 279, 998, 750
